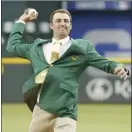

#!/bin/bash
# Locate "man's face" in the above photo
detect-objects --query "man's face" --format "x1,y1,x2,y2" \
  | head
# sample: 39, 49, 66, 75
50, 12, 72, 39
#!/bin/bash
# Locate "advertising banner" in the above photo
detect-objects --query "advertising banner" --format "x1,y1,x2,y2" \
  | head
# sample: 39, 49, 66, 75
79, 67, 131, 104
66, 1, 131, 10
70, 11, 131, 59
2, 65, 131, 103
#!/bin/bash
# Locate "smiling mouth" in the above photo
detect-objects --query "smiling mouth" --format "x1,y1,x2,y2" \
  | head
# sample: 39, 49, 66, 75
60, 26, 66, 29
60, 28, 66, 32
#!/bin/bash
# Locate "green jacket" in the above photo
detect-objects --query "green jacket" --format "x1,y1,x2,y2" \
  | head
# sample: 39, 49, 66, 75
6, 23, 119, 120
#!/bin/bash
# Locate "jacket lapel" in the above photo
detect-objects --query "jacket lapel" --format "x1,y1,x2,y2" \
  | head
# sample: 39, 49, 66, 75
36, 39, 52, 64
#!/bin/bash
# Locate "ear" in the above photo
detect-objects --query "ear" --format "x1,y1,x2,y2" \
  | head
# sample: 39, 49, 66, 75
70, 23, 72, 30
49, 23, 53, 30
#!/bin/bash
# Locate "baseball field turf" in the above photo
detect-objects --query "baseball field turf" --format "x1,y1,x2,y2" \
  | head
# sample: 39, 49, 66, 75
2, 104, 131, 132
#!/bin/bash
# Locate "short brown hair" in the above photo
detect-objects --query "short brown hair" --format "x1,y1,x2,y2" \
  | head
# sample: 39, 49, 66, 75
49, 9, 72, 23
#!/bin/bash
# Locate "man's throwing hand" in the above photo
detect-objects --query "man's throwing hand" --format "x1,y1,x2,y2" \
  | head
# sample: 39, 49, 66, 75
113, 65, 130, 80
19, 8, 38, 22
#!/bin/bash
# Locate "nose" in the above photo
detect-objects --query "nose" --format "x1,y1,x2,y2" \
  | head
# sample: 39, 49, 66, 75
60, 21, 65, 26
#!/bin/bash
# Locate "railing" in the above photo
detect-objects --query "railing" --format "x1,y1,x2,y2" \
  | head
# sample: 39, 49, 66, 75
1, 57, 131, 74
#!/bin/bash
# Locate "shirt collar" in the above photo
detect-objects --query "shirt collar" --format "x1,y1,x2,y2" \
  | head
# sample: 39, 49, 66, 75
52, 36, 70, 45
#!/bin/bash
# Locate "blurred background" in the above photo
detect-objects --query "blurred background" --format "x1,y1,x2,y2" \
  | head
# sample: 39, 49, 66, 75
2, 1, 131, 132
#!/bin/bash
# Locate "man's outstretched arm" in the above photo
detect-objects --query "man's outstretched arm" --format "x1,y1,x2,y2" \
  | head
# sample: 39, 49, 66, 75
86, 41, 129, 80
6, 8, 38, 59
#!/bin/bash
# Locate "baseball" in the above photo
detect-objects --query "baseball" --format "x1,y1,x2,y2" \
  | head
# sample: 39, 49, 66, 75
28, 8, 38, 17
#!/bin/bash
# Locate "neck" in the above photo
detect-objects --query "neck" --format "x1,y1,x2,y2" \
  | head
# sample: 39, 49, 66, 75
53, 35, 68, 40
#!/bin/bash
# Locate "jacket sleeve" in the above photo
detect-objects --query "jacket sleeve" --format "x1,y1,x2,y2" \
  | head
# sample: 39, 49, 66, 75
6, 22, 33, 59
86, 41, 120, 74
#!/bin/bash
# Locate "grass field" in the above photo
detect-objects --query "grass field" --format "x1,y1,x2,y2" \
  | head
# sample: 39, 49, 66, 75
2, 104, 131, 132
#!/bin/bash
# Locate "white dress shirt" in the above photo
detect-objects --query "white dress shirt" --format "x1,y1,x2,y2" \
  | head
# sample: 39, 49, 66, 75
43, 36, 71, 64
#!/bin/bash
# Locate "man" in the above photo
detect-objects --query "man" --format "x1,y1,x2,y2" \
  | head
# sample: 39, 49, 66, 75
6, 8, 129, 132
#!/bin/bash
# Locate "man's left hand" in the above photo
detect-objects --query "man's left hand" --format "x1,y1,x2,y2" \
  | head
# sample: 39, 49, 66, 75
113, 65, 130, 80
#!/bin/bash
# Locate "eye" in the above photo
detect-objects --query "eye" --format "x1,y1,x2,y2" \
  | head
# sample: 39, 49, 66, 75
64, 19, 69, 23
56, 19, 61, 22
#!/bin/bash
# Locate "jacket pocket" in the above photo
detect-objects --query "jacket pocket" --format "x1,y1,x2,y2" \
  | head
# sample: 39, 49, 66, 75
60, 81, 78, 96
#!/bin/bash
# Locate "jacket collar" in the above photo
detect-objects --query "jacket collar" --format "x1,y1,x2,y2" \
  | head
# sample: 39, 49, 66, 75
36, 37, 75, 46
35, 37, 80, 64
52, 36, 70, 45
